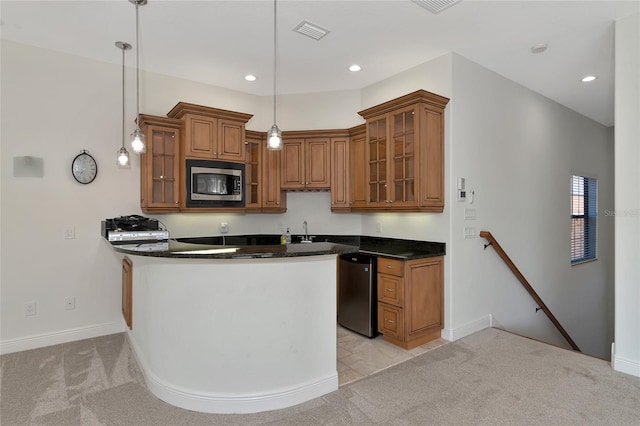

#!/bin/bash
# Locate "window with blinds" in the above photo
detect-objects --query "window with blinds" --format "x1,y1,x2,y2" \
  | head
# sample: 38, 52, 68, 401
571, 174, 597, 264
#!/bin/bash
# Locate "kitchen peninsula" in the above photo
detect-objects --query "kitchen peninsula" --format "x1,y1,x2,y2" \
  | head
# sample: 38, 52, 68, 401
109, 235, 444, 414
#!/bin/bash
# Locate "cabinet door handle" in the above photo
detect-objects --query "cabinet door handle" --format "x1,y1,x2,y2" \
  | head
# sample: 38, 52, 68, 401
386, 265, 393, 269
385, 319, 395, 323
385, 288, 394, 292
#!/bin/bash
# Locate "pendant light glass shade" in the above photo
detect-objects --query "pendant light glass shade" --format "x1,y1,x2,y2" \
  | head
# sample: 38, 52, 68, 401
116, 41, 131, 168
267, 124, 282, 150
268, 0, 283, 150
131, 128, 145, 153
117, 146, 130, 166
129, 0, 146, 154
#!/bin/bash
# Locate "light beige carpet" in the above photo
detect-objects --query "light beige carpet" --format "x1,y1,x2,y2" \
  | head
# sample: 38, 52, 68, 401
2, 328, 639, 425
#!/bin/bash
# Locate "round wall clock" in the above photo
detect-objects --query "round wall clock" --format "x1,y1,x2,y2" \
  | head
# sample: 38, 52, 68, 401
71, 150, 98, 184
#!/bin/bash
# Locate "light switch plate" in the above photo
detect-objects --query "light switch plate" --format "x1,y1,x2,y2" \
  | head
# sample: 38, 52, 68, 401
464, 208, 476, 220
464, 227, 477, 239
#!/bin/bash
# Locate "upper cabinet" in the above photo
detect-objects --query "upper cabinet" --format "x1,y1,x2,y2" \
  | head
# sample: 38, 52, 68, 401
349, 124, 367, 210
281, 131, 331, 190
167, 102, 253, 163
136, 90, 447, 214
243, 130, 287, 213
357, 90, 449, 212
262, 139, 287, 212
138, 114, 182, 213
244, 130, 263, 212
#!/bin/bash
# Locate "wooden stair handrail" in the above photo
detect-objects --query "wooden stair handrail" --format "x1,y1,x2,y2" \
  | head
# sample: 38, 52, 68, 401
480, 231, 581, 352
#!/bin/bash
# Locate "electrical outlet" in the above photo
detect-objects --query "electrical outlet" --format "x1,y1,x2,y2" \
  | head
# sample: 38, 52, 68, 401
376, 222, 382, 234
220, 222, 229, 234
65, 297, 75, 310
24, 301, 36, 316
64, 226, 75, 239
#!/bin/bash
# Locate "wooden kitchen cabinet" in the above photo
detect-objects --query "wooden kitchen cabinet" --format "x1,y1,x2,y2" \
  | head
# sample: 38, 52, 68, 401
244, 129, 287, 213
244, 130, 263, 211
122, 257, 132, 330
167, 102, 253, 163
349, 124, 367, 210
281, 132, 331, 190
357, 90, 449, 212
262, 139, 287, 212
377, 256, 444, 349
330, 136, 350, 211
139, 114, 182, 213
328, 128, 354, 212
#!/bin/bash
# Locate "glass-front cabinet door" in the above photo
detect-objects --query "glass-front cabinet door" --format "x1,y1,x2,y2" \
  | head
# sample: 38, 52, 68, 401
389, 105, 418, 208
367, 114, 388, 207
146, 126, 180, 210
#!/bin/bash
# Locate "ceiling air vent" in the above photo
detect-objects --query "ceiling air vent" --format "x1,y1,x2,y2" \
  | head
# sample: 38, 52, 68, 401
411, 0, 463, 14
293, 20, 330, 40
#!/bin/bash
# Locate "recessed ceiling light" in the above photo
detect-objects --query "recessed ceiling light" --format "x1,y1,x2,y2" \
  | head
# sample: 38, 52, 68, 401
348, 64, 361, 72
531, 43, 548, 54
581, 75, 597, 83
244, 74, 257, 82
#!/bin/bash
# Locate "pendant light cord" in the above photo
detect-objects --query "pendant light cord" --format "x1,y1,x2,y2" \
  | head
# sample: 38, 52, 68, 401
135, 1, 141, 126
122, 46, 126, 147
273, 0, 277, 125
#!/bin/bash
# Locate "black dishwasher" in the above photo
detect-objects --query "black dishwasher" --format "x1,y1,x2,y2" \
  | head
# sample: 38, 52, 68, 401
338, 253, 377, 338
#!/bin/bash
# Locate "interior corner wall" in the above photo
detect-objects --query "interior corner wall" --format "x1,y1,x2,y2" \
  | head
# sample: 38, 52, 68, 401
448, 53, 615, 359
358, 53, 454, 333
613, 12, 640, 377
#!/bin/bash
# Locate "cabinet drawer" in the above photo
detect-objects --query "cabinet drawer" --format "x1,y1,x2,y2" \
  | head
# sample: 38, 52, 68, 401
378, 257, 403, 277
378, 303, 403, 341
377, 273, 404, 306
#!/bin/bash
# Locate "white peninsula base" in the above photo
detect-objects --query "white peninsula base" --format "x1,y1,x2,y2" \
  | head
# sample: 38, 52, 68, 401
125, 254, 338, 414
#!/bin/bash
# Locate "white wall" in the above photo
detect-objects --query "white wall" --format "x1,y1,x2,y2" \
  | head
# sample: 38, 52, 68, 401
0, 41, 361, 352
449, 54, 615, 358
613, 13, 640, 377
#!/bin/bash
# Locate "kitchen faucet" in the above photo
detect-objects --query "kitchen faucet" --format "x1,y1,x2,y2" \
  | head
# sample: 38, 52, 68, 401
301, 220, 313, 243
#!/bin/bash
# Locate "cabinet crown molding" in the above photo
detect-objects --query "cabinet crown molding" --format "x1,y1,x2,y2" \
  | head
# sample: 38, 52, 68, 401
138, 114, 183, 129
167, 102, 254, 123
282, 129, 350, 139
358, 89, 450, 119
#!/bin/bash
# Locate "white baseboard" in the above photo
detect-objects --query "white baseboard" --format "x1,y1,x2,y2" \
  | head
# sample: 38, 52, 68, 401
0, 321, 126, 355
611, 343, 640, 378
442, 314, 493, 341
126, 333, 339, 414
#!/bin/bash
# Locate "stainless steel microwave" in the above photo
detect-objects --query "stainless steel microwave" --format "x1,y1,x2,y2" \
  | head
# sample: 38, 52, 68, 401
185, 159, 245, 208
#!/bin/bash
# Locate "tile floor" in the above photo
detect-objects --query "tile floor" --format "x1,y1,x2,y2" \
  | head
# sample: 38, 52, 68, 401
336, 324, 449, 386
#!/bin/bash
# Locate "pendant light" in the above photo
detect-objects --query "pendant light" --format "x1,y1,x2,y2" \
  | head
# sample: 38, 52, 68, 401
129, 0, 147, 153
267, 0, 282, 150
116, 41, 132, 167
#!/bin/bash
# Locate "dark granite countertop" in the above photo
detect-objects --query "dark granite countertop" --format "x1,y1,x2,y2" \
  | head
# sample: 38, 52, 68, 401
108, 234, 445, 260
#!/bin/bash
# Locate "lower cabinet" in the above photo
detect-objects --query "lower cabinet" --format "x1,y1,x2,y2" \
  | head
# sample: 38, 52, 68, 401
122, 257, 132, 330
377, 256, 443, 349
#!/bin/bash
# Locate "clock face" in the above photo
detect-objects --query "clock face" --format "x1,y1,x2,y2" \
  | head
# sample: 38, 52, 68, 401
71, 151, 98, 184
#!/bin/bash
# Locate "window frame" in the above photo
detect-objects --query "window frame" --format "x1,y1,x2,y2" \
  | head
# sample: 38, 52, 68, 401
570, 173, 598, 265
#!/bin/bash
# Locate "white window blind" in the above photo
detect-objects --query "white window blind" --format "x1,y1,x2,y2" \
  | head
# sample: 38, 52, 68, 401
571, 175, 597, 264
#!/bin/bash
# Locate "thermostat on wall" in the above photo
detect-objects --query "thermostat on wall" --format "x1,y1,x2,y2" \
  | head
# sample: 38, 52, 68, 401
457, 177, 466, 202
